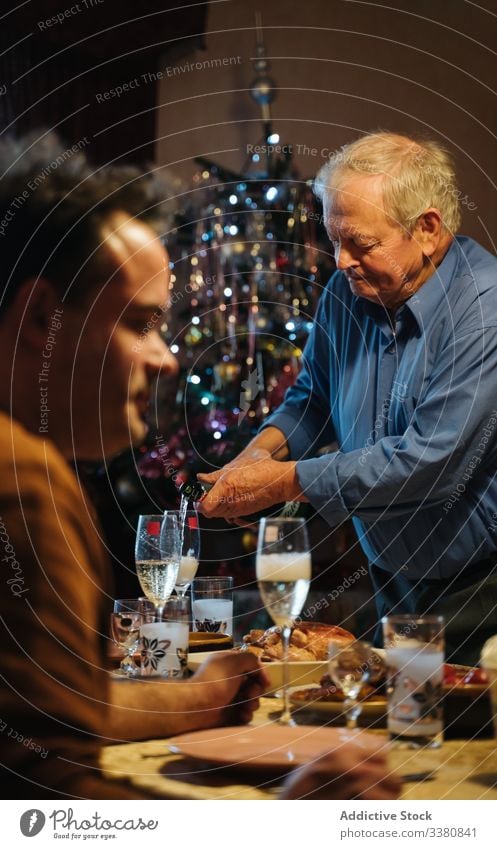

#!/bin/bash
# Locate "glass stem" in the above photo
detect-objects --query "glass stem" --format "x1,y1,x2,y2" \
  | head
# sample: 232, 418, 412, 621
120, 653, 134, 675
280, 623, 294, 726
345, 697, 358, 730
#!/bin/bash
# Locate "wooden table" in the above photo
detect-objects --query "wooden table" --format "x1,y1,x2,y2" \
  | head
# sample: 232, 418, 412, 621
100, 698, 497, 800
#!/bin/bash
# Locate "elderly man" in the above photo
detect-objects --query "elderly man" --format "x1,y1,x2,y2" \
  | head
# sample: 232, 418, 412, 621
0, 133, 398, 802
200, 131, 497, 666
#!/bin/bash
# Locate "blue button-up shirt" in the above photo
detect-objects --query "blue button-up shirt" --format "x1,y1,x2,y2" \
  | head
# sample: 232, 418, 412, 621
266, 236, 497, 580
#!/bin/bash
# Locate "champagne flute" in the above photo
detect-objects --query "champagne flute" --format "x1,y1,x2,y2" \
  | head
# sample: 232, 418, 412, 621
328, 640, 373, 730
162, 510, 200, 597
256, 517, 311, 726
110, 599, 143, 676
135, 514, 180, 618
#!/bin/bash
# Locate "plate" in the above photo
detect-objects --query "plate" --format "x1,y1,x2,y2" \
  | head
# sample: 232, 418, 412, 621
444, 682, 489, 697
188, 632, 233, 652
168, 723, 360, 770
443, 664, 489, 696
108, 669, 128, 680
379, 656, 489, 696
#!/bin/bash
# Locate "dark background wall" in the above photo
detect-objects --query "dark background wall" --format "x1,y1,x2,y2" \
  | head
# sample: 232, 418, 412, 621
0, 0, 208, 165
2, 1, 495, 246
156, 0, 497, 251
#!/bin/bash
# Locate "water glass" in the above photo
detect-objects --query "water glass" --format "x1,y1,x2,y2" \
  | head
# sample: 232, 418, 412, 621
191, 577, 234, 636
140, 596, 190, 678
382, 614, 444, 748
110, 599, 143, 676
328, 640, 374, 730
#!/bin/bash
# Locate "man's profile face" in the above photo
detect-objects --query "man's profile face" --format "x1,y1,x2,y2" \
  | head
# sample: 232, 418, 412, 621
57, 213, 178, 460
323, 174, 426, 309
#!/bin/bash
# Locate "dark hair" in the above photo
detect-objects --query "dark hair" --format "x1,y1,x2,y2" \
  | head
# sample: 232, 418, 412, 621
0, 132, 173, 316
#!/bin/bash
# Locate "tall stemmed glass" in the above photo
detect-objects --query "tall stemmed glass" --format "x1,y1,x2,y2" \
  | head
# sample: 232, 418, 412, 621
162, 510, 200, 597
328, 640, 373, 730
256, 517, 311, 726
135, 514, 180, 619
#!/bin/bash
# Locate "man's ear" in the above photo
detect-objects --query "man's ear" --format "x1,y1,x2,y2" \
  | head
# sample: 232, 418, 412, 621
12, 278, 63, 349
413, 208, 443, 258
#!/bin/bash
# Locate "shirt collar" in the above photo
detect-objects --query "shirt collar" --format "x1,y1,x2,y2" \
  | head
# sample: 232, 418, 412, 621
352, 238, 461, 334
404, 238, 461, 333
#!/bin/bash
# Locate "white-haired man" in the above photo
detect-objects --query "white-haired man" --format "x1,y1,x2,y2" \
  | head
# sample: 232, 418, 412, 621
200, 132, 497, 665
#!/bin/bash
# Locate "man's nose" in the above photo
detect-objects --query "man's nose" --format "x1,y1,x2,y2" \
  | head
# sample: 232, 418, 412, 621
335, 243, 359, 270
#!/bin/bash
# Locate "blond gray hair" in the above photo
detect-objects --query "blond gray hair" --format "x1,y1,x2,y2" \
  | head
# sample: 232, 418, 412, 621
314, 132, 462, 235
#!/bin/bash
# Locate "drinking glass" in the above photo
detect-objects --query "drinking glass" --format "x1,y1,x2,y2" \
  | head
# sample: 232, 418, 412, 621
328, 640, 374, 730
135, 513, 180, 619
191, 577, 234, 635
110, 599, 143, 676
256, 517, 311, 726
162, 510, 200, 597
382, 614, 444, 748
140, 596, 190, 678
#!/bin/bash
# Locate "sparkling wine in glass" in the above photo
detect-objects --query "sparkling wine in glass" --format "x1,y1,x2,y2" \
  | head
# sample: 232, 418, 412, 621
163, 510, 200, 597
256, 517, 311, 725
328, 640, 373, 730
135, 514, 180, 618
110, 599, 143, 676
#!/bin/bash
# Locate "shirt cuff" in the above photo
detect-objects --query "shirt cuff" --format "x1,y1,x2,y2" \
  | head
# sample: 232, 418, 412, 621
295, 454, 350, 526
261, 411, 321, 460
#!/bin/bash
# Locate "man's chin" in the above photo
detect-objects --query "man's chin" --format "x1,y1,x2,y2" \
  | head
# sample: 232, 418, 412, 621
68, 420, 146, 461
99, 419, 149, 460
348, 278, 379, 301
129, 415, 149, 447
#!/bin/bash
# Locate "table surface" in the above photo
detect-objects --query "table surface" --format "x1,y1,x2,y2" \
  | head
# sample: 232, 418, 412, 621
100, 697, 497, 800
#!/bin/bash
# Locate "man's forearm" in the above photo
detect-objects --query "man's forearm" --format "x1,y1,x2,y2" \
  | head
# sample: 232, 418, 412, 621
241, 426, 290, 461
108, 679, 219, 741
